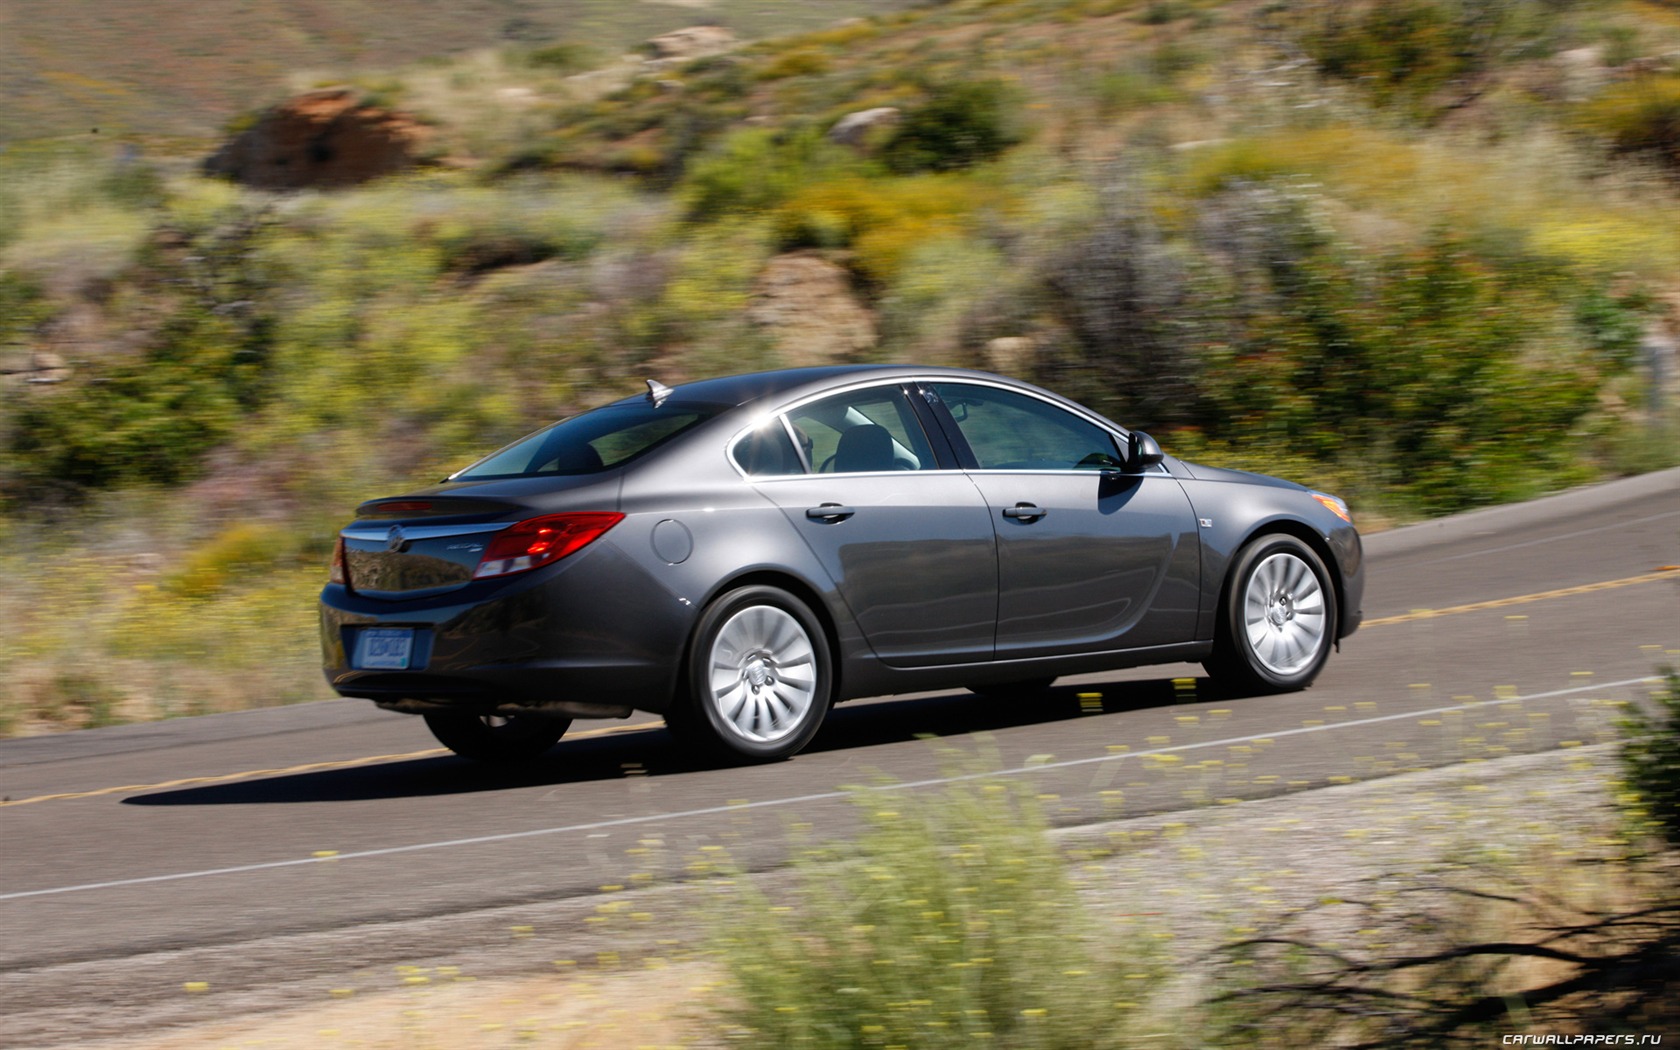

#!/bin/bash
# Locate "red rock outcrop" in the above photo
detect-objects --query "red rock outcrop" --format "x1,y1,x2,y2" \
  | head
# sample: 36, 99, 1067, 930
204, 89, 431, 190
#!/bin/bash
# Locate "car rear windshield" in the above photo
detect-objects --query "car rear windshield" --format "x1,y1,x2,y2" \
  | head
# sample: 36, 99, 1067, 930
451, 401, 725, 480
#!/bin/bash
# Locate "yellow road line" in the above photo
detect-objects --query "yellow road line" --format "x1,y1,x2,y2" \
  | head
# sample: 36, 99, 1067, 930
7, 568, 1677, 810
0, 720, 661, 808
1363, 567, 1679, 628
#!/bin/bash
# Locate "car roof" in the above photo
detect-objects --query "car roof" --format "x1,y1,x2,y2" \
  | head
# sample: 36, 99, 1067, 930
611, 364, 1012, 412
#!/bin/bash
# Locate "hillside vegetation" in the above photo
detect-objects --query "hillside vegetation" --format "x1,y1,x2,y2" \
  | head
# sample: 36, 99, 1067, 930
3, 0, 1680, 735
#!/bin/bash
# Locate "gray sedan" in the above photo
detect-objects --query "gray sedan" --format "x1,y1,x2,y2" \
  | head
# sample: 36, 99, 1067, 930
320, 366, 1362, 762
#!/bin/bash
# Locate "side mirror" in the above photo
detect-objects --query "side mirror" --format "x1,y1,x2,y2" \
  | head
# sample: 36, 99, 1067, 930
1124, 431, 1164, 473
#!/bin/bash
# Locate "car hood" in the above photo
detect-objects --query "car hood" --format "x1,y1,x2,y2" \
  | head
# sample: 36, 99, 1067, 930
1173, 458, 1309, 492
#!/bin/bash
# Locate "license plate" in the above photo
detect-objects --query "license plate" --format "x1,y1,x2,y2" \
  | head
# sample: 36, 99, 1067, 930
355, 628, 414, 670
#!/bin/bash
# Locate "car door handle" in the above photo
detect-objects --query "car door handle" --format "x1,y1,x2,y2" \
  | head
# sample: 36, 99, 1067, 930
806, 503, 855, 523
1002, 502, 1048, 522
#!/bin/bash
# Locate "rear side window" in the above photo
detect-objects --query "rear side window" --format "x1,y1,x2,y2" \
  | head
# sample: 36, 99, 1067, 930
734, 419, 806, 477
453, 402, 722, 480
787, 386, 936, 474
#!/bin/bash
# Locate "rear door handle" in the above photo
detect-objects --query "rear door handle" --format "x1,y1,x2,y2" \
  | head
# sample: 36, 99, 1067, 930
806, 503, 855, 523
1002, 502, 1048, 522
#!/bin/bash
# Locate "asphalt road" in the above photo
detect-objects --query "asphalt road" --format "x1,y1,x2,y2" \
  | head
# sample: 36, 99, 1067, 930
3, 468, 1678, 1045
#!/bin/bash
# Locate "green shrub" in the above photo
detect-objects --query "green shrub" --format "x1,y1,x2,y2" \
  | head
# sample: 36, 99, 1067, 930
685, 56, 756, 104
1140, 1, 1193, 25
2, 196, 287, 502
6, 312, 249, 497
1618, 671, 1680, 845
1178, 138, 1310, 196
1600, 414, 1680, 476
1304, 0, 1460, 103
679, 126, 860, 221
430, 197, 605, 276
758, 46, 834, 81
1597, 23, 1645, 69
0, 271, 47, 348
1037, 194, 1203, 431
1187, 201, 1648, 512
1575, 74, 1680, 172
546, 83, 751, 180
711, 777, 1161, 1048
1148, 39, 1203, 79
1297, 0, 1534, 115
523, 41, 604, 74
769, 174, 1001, 286
162, 523, 296, 600
45, 671, 123, 728
1089, 67, 1181, 115
877, 231, 1009, 352
97, 158, 166, 209
881, 78, 1025, 174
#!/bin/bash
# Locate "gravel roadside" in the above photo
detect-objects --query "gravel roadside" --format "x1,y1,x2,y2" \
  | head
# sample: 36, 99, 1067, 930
23, 743, 1637, 1050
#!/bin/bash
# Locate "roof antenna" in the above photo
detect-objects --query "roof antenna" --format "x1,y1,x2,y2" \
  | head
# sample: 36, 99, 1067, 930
645, 379, 673, 406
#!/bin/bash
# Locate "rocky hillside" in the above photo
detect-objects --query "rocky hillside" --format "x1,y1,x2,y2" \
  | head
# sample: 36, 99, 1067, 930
0, 0, 920, 142
3, 0, 1680, 735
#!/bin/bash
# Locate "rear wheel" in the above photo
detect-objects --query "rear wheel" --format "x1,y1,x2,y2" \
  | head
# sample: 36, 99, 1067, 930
422, 711, 570, 762
1205, 534, 1336, 695
676, 585, 833, 761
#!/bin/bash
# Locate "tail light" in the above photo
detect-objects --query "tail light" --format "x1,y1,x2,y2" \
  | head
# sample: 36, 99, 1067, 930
474, 512, 624, 579
329, 535, 348, 585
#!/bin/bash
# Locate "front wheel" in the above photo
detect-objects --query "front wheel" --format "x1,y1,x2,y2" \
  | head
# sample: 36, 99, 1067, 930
1205, 535, 1337, 695
676, 584, 833, 762
422, 711, 571, 762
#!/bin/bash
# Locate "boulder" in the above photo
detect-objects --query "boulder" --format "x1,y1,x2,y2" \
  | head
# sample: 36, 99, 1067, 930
27, 350, 70, 385
1553, 45, 1608, 101
748, 252, 877, 366
0, 351, 70, 386
984, 336, 1037, 377
645, 25, 736, 62
204, 88, 431, 190
828, 107, 902, 149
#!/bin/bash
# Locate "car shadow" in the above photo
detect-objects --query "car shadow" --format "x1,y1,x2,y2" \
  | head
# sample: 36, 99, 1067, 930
807, 676, 1219, 753
122, 676, 1229, 807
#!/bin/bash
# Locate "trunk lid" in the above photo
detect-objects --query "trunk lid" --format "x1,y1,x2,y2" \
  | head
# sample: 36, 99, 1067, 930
341, 497, 522, 600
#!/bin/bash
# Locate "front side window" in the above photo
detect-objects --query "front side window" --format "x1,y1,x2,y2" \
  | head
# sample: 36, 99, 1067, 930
453, 401, 722, 480
931, 383, 1123, 471
786, 386, 936, 474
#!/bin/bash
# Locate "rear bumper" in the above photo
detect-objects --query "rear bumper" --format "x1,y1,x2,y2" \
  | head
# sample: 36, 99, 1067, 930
319, 541, 693, 715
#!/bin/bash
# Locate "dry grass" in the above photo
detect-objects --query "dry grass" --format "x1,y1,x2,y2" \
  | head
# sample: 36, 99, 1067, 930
75, 961, 724, 1050
0, 0, 923, 142
1178, 123, 1680, 275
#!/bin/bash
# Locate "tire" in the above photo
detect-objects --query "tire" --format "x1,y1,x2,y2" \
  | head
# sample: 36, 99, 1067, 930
966, 677, 1056, 698
678, 584, 833, 761
1204, 534, 1337, 695
422, 711, 571, 762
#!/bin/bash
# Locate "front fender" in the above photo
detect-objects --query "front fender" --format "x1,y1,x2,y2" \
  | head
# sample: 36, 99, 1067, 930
1175, 479, 1364, 642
